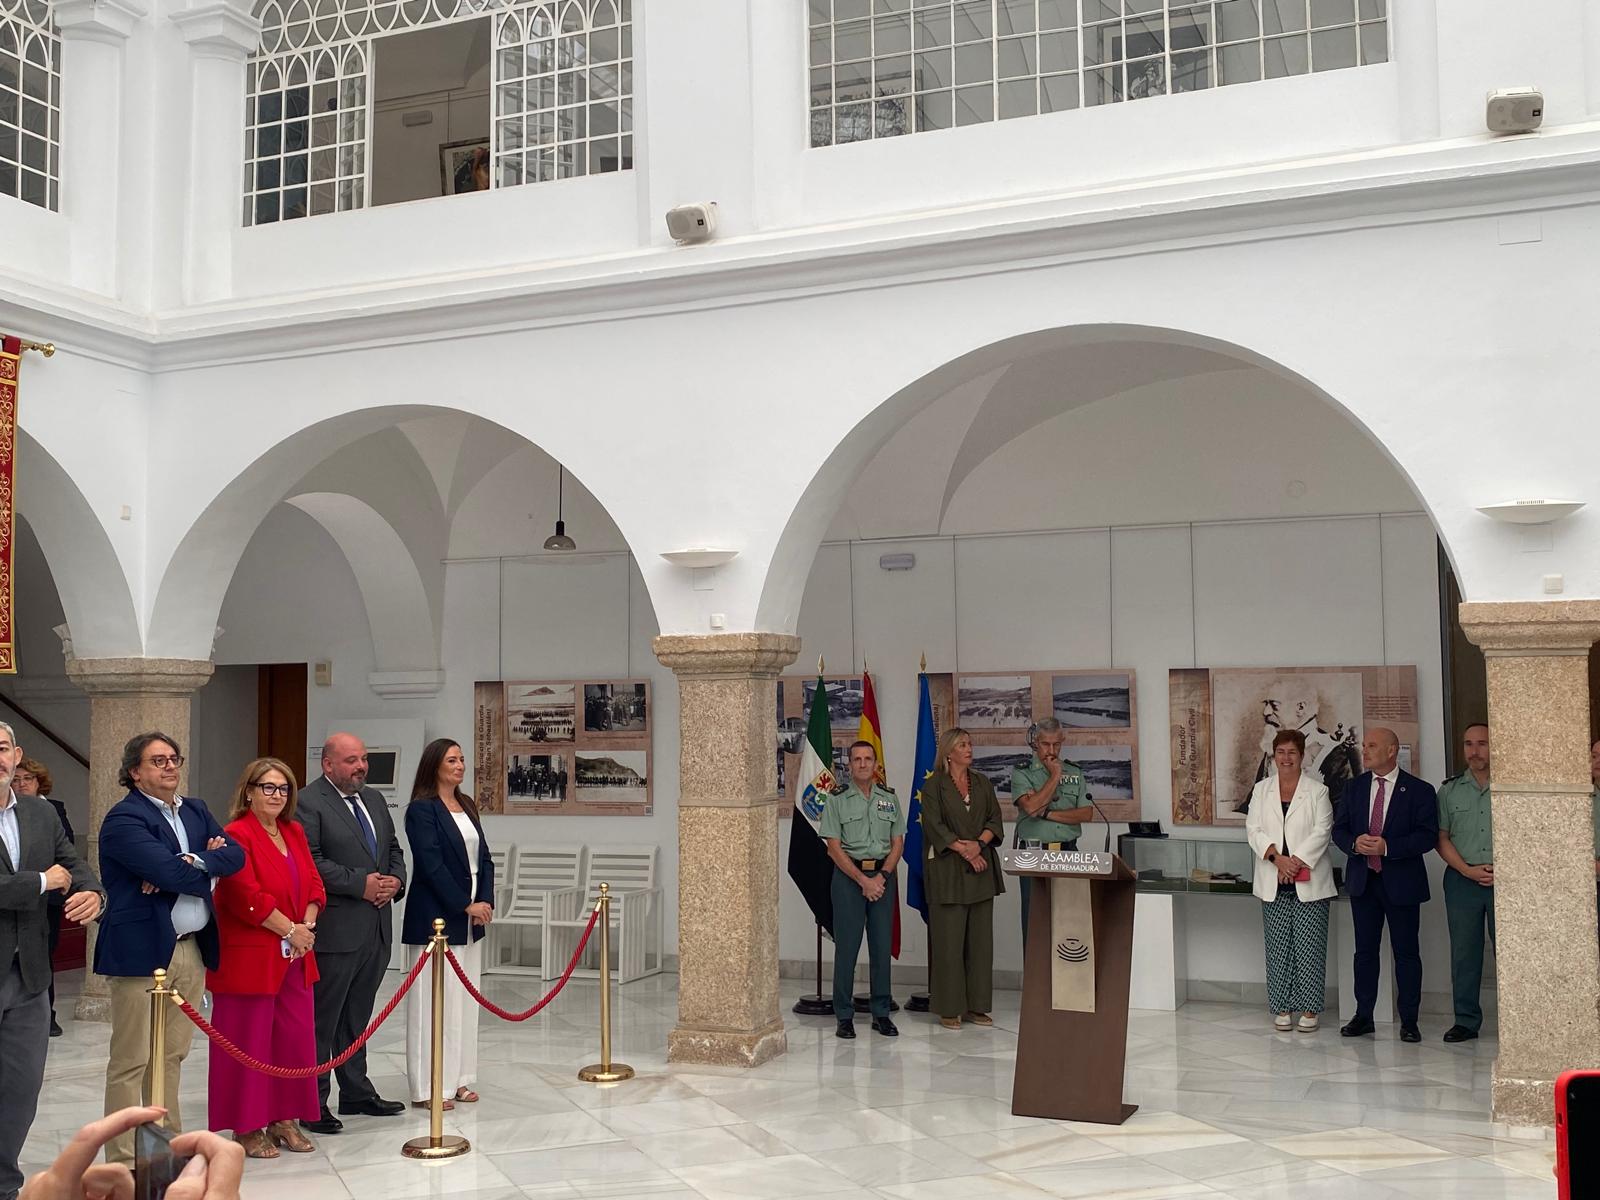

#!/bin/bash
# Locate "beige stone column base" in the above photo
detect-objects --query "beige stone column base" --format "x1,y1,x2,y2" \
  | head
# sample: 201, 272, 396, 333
1460, 601, 1600, 1127
655, 632, 800, 1070
65, 656, 216, 1023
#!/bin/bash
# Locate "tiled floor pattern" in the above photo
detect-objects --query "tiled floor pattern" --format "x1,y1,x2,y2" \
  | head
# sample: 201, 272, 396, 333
29, 971, 1555, 1199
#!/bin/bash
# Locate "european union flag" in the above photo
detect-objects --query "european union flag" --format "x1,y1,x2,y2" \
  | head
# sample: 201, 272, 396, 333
904, 672, 936, 922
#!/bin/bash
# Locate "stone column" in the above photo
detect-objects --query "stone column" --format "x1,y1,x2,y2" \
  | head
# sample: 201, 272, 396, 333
64, 657, 215, 1021
1460, 600, 1600, 1126
653, 632, 799, 1067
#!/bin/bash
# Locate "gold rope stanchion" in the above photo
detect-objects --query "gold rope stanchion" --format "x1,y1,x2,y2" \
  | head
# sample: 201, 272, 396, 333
147, 969, 171, 1117
578, 883, 633, 1084
402, 920, 471, 1160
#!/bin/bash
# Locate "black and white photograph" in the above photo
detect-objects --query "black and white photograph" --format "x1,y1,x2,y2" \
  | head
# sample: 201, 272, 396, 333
583, 682, 648, 733
969, 744, 1029, 799
507, 682, 576, 743
802, 676, 865, 731
1052, 672, 1133, 729
957, 674, 1033, 730
506, 753, 566, 804
1066, 742, 1135, 803
574, 750, 650, 803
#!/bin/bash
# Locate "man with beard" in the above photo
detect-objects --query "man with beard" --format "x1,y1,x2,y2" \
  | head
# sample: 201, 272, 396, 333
296, 733, 407, 1133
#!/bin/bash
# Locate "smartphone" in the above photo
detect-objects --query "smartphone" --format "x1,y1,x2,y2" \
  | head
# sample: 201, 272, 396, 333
1556, 1069, 1600, 1200
134, 1121, 191, 1200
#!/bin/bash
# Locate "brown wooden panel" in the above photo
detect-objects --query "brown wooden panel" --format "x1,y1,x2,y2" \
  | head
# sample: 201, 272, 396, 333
257, 663, 308, 782
1011, 869, 1137, 1125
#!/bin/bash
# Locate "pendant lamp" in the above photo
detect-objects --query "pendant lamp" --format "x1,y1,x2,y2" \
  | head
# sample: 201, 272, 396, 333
543, 466, 577, 551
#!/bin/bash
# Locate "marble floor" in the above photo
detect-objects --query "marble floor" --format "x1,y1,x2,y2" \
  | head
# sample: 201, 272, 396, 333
28, 970, 1556, 1200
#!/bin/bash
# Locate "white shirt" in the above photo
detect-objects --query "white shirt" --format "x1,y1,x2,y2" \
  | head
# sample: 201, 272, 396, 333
139, 792, 212, 938
451, 810, 480, 895
0, 790, 48, 894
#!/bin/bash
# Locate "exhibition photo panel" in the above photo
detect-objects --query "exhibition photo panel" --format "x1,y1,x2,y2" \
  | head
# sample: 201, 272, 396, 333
475, 677, 653, 815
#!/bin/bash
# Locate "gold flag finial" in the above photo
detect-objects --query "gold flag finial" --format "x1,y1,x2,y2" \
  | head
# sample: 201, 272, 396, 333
862, 654, 868, 673
920, 652, 927, 673
818, 655, 825, 674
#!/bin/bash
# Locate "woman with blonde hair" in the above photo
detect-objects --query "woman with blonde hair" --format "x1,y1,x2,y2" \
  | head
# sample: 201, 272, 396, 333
207, 758, 325, 1157
918, 727, 1004, 1029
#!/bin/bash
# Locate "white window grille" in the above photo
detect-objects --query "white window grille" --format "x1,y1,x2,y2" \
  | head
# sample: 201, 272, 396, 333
0, 0, 60, 211
809, 0, 1388, 147
245, 0, 631, 225
493, 0, 632, 187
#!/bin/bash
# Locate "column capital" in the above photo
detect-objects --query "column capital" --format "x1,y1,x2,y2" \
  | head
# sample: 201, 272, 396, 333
65, 656, 214, 697
1458, 599, 1600, 654
169, 0, 260, 59
53, 0, 148, 43
652, 632, 801, 677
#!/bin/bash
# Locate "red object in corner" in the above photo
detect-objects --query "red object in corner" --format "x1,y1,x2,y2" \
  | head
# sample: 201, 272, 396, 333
1556, 1068, 1600, 1200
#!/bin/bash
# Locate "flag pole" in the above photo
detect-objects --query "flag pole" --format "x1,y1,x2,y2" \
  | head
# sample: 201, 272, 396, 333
792, 926, 833, 1015
906, 650, 932, 1014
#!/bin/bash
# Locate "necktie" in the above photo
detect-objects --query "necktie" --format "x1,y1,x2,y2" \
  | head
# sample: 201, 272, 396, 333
1367, 777, 1387, 872
347, 795, 379, 860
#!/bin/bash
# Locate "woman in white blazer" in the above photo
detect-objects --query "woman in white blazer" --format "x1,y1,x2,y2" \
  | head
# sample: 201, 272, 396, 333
1245, 729, 1336, 1032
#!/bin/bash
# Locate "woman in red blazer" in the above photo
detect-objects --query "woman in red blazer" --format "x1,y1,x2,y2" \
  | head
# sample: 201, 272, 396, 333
207, 758, 326, 1158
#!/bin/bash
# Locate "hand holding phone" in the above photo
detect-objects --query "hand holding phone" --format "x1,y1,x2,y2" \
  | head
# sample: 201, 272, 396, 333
20, 1106, 163, 1200
135, 1121, 191, 1200
1557, 1069, 1600, 1200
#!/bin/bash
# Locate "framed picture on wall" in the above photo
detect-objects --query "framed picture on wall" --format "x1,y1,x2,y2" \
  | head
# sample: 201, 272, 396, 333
440, 138, 490, 195
475, 677, 651, 816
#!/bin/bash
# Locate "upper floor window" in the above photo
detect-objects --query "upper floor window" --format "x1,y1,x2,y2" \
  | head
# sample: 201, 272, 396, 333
808, 0, 1388, 147
245, 0, 631, 226
0, 0, 60, 210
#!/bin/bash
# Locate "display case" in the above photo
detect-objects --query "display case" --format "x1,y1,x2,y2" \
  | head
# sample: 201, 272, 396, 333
1119, 835, 1257, 896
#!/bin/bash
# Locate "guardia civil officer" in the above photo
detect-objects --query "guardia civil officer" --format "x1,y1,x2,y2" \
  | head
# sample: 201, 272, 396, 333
1435, 723, 1494, 1043
819, 741, 906, 1040
1009, 718, 1093, 938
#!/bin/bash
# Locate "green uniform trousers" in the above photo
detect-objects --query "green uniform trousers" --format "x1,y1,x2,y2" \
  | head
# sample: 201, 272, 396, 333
1443, 867, 1495, 1033
831, 867, 894, 1019
930, 898, 994, 1019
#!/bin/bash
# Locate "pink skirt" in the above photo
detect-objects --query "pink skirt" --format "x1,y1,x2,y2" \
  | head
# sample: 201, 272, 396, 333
207, 958, 321, 1134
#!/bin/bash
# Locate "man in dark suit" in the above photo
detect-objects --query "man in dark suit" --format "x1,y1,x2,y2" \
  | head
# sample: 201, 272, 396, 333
97, 732, 244, 1166
297, 733, 407, 1134
0, 722, 101, 1200
1331, 725, 1438, 1043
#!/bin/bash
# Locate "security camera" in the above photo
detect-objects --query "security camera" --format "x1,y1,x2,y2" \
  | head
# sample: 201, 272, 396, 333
665, 202, 718, 244
1486, 88, 1543, 135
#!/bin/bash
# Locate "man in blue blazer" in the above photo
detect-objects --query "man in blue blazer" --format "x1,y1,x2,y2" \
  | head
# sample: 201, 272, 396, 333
96, 732, 244, 1165
1331, 726, 1438, 1043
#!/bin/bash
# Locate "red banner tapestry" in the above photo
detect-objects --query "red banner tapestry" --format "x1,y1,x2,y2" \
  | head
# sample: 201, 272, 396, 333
0, 336, 17, 673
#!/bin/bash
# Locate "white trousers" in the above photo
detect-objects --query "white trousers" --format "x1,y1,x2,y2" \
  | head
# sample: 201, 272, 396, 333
405, 939, 482, 1102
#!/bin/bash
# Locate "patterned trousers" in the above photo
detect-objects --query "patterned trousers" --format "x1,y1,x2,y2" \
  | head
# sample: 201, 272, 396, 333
1262, 885, 1330, 1014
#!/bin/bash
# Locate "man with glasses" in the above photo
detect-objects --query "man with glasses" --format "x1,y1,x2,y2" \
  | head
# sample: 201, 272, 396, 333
97, 732, 244, 1166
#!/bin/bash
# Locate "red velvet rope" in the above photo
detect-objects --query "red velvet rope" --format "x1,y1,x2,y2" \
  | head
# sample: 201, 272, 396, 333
176, 948, 431, 1078
445, 904, 601, 1021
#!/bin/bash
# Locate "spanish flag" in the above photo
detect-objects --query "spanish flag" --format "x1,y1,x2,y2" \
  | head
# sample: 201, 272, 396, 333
858, 668, 900, 958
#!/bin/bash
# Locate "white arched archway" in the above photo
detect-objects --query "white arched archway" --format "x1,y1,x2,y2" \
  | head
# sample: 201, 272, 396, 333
756, 323, 1450, 633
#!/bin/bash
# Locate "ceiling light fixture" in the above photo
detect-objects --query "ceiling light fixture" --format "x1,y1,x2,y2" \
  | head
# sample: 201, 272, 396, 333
543, 466, 577, 551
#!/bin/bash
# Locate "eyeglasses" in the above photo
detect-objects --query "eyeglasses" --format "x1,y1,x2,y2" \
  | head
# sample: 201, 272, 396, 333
253, 783, 291, 798
146, 755, 185, 769
13, 774, 33, 783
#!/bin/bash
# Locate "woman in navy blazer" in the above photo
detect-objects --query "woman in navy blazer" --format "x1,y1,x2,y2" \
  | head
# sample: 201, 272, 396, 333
403, 739, 494, 1108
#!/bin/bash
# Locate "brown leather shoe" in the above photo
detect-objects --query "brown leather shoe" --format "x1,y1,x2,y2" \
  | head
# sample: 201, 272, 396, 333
268, 1121, 314, 1153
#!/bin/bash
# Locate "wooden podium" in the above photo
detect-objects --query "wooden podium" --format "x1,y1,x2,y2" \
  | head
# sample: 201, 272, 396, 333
1004, 848, 1137, 1125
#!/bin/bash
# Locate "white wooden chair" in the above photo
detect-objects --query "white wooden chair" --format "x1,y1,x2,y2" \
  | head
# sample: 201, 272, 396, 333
484, 843, 585, 976
542, 845, 663, 983
482, 842, 515, 965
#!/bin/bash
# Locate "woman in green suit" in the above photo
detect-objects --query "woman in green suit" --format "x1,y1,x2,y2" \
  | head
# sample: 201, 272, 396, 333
920, 727, 1005, 1029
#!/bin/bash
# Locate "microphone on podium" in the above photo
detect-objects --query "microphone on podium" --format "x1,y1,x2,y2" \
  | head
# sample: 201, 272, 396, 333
1085, 791, 1112, 854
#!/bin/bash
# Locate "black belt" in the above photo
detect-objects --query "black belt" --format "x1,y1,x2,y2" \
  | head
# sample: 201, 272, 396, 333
850, 858, 886, 873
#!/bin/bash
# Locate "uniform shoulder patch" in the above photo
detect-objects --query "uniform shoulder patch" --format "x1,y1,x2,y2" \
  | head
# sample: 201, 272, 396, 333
829, 781, 851, 796
879, 784, 896, 795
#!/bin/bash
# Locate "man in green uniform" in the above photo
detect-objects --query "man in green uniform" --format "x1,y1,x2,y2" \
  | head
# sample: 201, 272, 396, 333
1009, 718, 1094, 938
820, 740, 906, 1040
1436, 722, 1494, 1043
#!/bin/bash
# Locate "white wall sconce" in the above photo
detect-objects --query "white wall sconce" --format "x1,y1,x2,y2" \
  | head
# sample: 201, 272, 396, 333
660, 548, 738, 568
1476, 499, 1585, 525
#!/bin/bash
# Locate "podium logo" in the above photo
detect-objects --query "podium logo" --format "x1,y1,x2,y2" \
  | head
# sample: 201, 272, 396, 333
1055, 937, 1089, 964
1012, 851, 1042, 870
